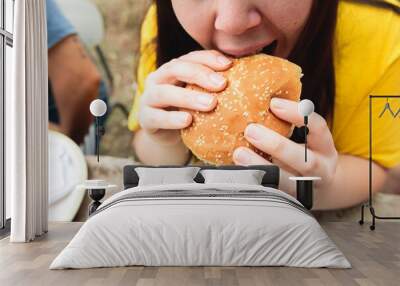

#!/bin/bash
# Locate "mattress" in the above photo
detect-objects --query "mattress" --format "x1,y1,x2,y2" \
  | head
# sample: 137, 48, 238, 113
50, 183, 350, 269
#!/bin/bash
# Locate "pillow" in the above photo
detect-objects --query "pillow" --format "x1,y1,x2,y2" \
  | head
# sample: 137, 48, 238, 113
135, 167, 200, 186
200, 169, 266, 185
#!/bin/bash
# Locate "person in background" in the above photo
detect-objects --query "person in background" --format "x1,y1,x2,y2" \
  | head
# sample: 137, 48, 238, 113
47, 0, 108, 144
128, 1, 400, 210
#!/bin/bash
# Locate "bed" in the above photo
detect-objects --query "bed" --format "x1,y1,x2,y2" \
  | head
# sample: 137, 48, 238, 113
50, 165, 350, 269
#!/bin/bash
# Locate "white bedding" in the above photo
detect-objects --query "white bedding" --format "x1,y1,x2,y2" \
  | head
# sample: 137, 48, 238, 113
50, 183, 350, 269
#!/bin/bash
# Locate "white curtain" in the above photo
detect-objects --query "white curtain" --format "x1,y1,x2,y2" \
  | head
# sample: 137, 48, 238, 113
7, 0, 48, 242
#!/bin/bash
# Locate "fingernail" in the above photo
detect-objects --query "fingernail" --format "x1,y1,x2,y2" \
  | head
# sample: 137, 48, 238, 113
197, 94, 214, 107
175, 113, 189, 124
209, 73, 226, 87
245, 124, 263, 141
233, 148, 250, 165
270, 98, 286, 109
217, 55, 231, 66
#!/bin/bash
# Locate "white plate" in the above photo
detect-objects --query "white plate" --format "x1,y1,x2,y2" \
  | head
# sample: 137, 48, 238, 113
48, 130, 88, 221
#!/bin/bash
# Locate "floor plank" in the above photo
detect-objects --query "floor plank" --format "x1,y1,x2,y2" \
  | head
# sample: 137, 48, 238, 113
0, 222, 399, 286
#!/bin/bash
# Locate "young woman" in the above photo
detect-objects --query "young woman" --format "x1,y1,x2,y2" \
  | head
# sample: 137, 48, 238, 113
128, 0, 400, 210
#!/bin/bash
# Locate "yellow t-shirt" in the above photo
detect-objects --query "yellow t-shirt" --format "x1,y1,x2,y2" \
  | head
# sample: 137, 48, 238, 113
128, 1, 400, 168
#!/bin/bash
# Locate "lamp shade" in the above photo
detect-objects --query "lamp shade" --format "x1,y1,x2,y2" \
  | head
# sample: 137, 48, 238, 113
298, 99, 315, 117
90, 99, 107, 117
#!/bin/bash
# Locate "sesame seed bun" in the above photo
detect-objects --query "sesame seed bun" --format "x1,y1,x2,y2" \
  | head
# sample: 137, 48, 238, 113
180, 54, 302, 165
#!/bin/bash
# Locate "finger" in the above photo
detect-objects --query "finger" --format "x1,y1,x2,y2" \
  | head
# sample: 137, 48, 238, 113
139, 106, 192, 131
271, 157, 301, 176
269, 98, 336, 155
144, 84, 217, 111
179, 50, 232, 71
244, 123, 319, 176
147, 58, 227, 92
232, 147, 272, 166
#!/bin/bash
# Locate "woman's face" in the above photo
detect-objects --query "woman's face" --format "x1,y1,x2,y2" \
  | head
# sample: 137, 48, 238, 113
171, 0, 313, 58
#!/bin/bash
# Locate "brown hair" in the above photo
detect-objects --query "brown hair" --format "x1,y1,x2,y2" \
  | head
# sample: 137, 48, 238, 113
154, 0, 339, 141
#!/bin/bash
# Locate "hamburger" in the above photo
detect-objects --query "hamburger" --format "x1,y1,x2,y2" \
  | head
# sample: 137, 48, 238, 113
180, 54, 302, 165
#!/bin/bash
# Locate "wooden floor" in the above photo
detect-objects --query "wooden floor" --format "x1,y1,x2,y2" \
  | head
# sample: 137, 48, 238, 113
0, 222, 399, 286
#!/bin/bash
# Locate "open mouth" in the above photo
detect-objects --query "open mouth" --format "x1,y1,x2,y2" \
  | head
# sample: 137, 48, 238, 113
219, 40, 278, 58
243, 40, 278, 57
261, 40, 278, 55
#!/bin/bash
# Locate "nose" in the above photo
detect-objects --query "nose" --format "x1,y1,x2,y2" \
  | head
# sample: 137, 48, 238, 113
214, 1, 262, 35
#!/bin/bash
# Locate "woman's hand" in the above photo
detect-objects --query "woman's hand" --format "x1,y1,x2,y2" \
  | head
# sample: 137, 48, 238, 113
233, 97, 338, 191
138, 50, 232, 145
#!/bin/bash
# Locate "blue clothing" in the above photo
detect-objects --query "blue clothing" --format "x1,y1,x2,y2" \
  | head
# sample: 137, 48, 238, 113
46, 0, 109, 124
46, 0, 76, 49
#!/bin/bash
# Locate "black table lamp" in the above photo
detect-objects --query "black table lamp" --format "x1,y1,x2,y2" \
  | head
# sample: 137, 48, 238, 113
79, 100, 115, 215
298, 99, 314, 162
290, 99, 321, 210
89, 99, 107, 162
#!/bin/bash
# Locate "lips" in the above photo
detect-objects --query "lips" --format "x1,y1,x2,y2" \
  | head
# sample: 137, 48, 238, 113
219, 40, 278, 58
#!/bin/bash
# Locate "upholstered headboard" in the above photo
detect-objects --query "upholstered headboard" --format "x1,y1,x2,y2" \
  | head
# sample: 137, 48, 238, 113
123, 165, 280, 190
